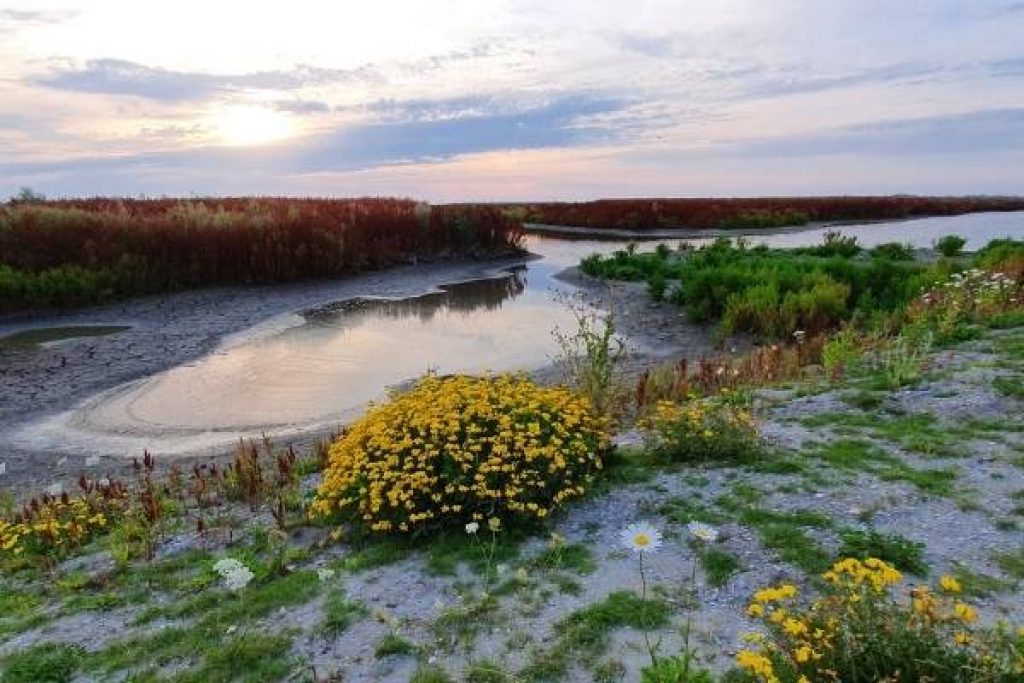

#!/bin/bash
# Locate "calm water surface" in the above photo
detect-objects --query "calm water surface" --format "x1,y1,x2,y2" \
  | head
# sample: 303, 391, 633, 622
19, 211, 1024, 457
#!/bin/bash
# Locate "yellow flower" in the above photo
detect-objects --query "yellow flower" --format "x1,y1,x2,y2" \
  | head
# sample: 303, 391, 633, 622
939, 575, 962, 593
954, 602, 978, 624
747, 603, 765, 618
783, 618, 809, 638
794, 644, 813, 663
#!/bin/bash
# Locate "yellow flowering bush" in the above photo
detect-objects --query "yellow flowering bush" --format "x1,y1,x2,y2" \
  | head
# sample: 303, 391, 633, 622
1, 487, 126, 568
738, 557, 1024, 683
642, 397, 760, 463
311, 374, 610, 534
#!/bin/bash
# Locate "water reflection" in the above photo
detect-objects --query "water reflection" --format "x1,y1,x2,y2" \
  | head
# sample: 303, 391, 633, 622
312, 267, 527, 326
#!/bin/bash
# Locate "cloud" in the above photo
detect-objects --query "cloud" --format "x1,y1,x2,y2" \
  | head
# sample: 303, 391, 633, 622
0, 8, 75, 31
987, 57, 1024, 77
0, 94, 628, 181
35, 59, 382, 101
614, 33, 680, 59
741, 63, 945, 98
273, 99, 330, 115
299, 95, 626, 167
735, 108, 1024, 157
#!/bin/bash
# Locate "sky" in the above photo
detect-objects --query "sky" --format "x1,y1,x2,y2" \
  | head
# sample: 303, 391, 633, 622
1, 1, 1023, 200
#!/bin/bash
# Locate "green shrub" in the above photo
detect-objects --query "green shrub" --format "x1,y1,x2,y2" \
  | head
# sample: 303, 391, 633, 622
935, 235, 967, 257
870, 242, 916, 260
804, 230, 860, 258
648, 272, 668, 301
584, 238, 934, 338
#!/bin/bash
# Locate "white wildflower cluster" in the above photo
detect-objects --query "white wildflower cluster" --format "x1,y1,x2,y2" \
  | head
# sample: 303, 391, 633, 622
921, 269, 1019, 309
213, 558, 254, 591
316, 567, 336, 582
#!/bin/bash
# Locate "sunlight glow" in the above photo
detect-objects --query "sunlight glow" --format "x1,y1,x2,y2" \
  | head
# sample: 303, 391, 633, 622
210, 106, 297, 146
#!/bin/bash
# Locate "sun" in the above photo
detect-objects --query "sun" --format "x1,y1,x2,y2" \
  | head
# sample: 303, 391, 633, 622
210, 106, 296, 146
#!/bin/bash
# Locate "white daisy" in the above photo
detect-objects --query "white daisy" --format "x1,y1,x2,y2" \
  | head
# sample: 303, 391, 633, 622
687, 521, 719, 543
621, 521, 662, 554
465, 522, 479, 535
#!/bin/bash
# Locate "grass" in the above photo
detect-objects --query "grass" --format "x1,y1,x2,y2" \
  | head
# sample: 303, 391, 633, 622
712, 492, 834, 574
801, 411, 967, 458
374, 633, 418, 658
947, 563, 1016, 597
171, 632, 295, 683
1, 643, 84, 683
520, 591, 672, 680
529, 543, 597, 575
992, 546, 1024, 580
321, 587, 366, 635
837, 529, 928, 575
424, 529, 524, 577
411, 665, 455, 683
80, 570, 320, 678
466, 660, 514, 682
993, 375, 1024, 398
658, 497, 728, 525
809, 439, 958, 496
698, 547, 742, 587
329, 541, 409, 573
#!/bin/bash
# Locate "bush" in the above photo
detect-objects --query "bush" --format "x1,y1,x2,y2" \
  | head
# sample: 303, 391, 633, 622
975, 239, 1024, 281
805, 230, 860, 258
585, 238, 934, 338
311, 375, 610, 534
738, 558, 1024, 683
642, 398, 761, 463
870, 242, 916, 261
935, 235, 967, 257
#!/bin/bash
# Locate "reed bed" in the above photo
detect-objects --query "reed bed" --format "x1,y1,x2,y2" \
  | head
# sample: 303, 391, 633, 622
506, 195, 1024, 230
0, 198, 524, 312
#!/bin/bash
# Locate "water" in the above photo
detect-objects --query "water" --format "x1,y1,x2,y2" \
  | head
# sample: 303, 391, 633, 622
17, 211, 1024, 457
0, 325, 131, 348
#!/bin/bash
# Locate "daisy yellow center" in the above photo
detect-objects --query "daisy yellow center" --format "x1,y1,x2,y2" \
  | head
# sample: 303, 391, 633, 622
634, 533, 651, 547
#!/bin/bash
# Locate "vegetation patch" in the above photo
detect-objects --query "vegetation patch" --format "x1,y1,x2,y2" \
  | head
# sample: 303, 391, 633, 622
521, 591, 671, 680
837, 529, 927, 575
